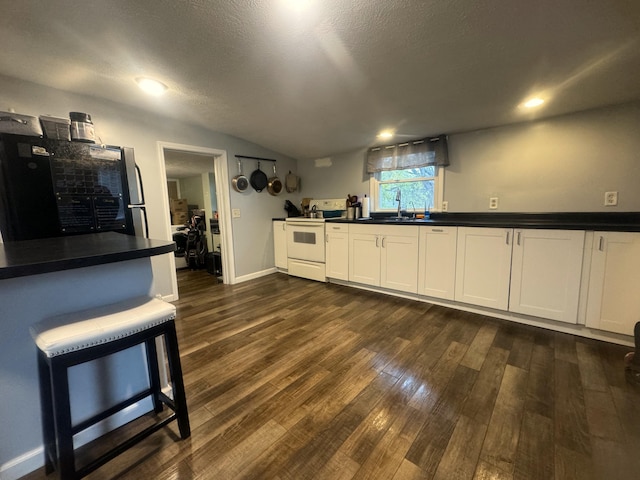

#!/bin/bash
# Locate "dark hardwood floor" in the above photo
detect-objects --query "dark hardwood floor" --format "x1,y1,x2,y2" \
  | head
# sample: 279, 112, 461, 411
23, 269, 640, 479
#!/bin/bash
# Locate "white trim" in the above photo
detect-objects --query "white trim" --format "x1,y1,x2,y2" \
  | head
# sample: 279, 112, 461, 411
157, 141, 236, 290
234, 267, 278, 284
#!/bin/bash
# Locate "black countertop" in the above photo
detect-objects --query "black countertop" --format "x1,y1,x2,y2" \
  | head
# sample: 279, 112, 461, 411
326, 212, 640, 232
0, 232, 175, 280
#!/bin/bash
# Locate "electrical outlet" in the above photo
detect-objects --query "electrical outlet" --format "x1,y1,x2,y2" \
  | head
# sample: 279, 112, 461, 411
442, 201, 448, 212
489, 197, 499, 209
232, 208, 241, 218
604, 191, 618, 206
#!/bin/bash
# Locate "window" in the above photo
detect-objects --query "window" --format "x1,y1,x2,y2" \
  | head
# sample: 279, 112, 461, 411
367, 135, 448, 213
371, 166, 442, 213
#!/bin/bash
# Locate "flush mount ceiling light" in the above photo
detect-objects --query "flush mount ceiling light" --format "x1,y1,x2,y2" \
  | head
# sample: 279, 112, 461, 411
135, 77, 168, 96
377, 130, 395, 140
521, 97, 545, 108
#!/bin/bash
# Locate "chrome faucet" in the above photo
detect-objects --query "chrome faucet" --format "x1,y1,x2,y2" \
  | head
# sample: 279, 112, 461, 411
395, 189, 402, 217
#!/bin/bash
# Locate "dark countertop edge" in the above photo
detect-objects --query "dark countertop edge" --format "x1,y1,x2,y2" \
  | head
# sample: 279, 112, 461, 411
326, 212, 640, 232
0, 232, 176, 280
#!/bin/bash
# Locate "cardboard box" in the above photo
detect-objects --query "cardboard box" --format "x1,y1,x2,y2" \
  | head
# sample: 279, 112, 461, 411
170, 198, 188, 212
173, 211, 189, 225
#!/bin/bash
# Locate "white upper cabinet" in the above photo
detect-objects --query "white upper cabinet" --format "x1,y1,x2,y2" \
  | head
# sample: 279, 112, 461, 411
455, 227, 514, 310
509, 229, 585, 323
273, 220, 287, 269
418, 226, 457, 300
586, 232, 640, 335
325, 224, 349, 280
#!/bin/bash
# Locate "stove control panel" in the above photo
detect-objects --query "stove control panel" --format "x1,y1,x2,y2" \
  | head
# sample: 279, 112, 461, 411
309, 198, 347, 211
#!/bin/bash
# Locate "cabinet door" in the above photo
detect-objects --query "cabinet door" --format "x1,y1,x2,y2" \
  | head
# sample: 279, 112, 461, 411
586, 232, 640, 335
455, 227, 513, 310
273, 221, 288, 269
418, 226, 457, 300
326, 225, 349, 280
509, 229, 584, 323
380, 227, 419, 293
349, 232, 380, 286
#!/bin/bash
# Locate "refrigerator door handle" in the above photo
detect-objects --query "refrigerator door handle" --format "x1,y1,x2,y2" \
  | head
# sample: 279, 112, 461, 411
127, 205, 149, 238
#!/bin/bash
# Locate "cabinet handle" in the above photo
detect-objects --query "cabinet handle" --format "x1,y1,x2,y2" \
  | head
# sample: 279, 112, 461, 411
598, 236, 604, 251
376, 236, 379, 248
517, 231, 521, 245
282, 223, 286, 231
432, 228, 444, 233
506, 231, 510, 245
382, 237, 386, 248
326, 234, 329, 243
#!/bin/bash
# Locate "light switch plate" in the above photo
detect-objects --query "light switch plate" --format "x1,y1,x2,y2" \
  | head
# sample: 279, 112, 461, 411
232, 208, 241, 218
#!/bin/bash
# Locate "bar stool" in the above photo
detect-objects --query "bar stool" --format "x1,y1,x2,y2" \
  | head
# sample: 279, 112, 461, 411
30, 296, 190, 479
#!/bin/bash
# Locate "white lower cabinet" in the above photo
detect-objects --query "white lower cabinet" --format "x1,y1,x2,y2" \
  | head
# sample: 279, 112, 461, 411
509, 229, 585, 323
418, 226, 457, 300
325, 224, 349, 280
349, 224, 419, 293
586, 232, 640, 335
273, 220, 287, 269
454, 227, 513, 310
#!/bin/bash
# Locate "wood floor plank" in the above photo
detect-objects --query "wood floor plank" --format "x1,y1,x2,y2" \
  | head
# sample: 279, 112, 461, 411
21, 270, 640, 480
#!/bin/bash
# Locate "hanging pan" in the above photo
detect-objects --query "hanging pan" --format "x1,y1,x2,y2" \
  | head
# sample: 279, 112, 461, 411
250, 161, 268, 192
231, 159, 249, 192
267, 163, 283, 196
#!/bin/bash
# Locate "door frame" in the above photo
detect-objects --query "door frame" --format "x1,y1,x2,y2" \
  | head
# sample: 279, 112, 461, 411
157, 141, 235, 294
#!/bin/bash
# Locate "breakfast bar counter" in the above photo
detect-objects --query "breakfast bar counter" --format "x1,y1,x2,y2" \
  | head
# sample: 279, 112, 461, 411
0, 233, 175, 478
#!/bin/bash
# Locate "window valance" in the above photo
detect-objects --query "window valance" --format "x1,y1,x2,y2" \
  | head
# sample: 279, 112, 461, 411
367, 134, 449, 173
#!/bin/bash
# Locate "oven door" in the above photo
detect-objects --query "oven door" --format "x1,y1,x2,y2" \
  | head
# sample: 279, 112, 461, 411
286, 221, 325, 262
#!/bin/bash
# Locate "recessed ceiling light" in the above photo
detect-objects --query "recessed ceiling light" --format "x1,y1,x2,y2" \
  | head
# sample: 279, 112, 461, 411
136, 77, 168, 96
377, 130, 395, 140
521, 97, 545, 108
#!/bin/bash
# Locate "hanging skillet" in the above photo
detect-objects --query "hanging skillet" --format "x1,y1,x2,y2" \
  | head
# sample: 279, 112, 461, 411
267, 163, 283, 196
231, 159, 249, 192
250, 161, 268, 192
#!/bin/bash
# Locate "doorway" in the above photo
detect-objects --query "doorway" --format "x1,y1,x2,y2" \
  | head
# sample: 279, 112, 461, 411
158, 142, 235, 295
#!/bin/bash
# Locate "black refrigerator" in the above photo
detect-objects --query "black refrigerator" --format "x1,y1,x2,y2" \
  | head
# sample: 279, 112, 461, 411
0, 133, 147, 241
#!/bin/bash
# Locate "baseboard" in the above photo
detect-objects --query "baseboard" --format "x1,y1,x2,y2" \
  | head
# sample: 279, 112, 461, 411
234, 267, 277, 284
0, 398, 154, 480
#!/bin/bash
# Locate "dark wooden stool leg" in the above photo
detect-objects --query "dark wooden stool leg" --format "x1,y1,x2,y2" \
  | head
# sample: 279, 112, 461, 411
145, 338, 163, 413
163, 322, 190, 439
37, 351, 56, 474
50, 359, 78, 479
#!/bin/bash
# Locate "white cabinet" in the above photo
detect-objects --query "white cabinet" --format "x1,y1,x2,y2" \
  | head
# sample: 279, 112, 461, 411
455, 227, 513, 310
326, 223, 349, 280
586, 232, 640, 335
273, 220, 287, 269
418, 226, 457, 300
349, 224, 419, 293
509, 229, 584, 323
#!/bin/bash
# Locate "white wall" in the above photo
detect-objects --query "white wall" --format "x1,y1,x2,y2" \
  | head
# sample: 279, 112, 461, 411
298, 102, 640, 213
0, 74, 300, 291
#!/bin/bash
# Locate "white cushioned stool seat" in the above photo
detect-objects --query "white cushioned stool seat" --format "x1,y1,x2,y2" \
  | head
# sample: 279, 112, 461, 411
31, 295, 190, 479
30, 296, 176, 358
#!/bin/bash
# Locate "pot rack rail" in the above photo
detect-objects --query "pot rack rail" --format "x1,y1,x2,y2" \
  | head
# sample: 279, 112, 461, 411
235, 155, 277, 163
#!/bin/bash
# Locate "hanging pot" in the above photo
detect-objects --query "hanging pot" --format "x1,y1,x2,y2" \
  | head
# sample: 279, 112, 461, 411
267, 164, 283, 196
231, 159, 249, 192
285, 170, 298, 193
249, 161, 268, 192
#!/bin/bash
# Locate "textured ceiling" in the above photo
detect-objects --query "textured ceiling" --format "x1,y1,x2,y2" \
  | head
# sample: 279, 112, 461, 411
1, 0, 639, 161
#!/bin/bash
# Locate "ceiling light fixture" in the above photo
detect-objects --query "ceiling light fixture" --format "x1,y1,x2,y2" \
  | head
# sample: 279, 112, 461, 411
521, 97, 545, 108
377, 130, 395, 140
136, 77, 168, 96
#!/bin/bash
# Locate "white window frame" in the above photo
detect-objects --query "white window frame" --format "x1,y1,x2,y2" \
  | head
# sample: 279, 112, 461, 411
369, 167, 444, 213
